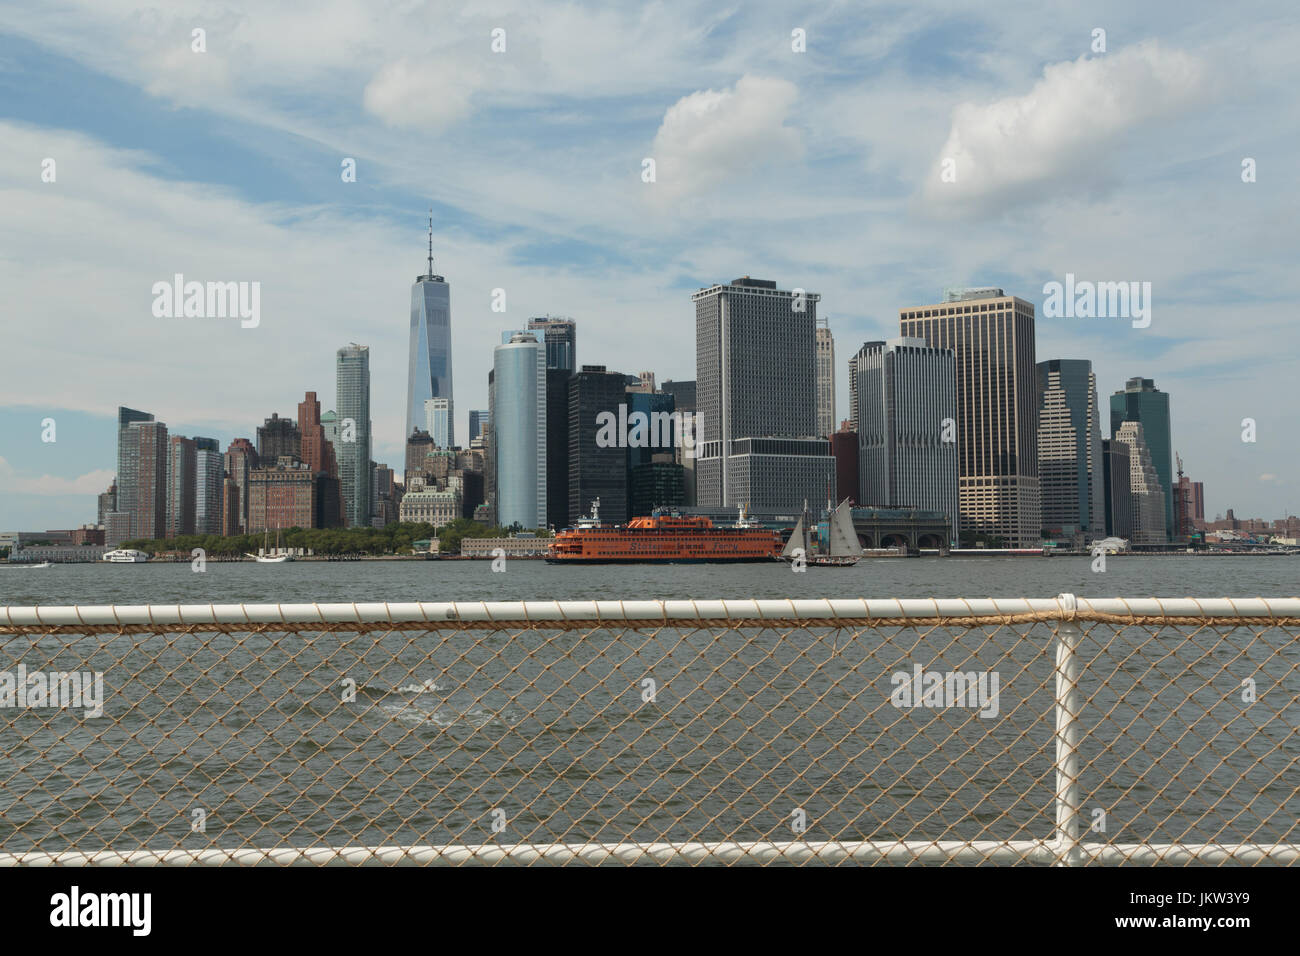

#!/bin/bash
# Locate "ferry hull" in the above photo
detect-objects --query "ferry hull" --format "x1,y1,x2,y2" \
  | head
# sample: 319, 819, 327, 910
546, 555, 780, 565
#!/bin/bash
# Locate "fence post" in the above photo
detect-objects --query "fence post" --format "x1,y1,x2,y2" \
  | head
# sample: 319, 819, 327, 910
1052, 592, 1083, 866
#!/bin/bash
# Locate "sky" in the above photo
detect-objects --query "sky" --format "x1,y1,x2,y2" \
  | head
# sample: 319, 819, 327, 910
0, 0, 1297, 530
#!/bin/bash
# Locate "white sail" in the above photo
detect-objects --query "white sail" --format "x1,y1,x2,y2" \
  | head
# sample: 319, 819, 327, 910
828, 501, 860, 558
782, 516, 806, 558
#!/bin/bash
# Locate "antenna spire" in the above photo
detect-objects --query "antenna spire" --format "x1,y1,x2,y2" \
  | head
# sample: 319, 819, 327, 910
426, 208, 434, 276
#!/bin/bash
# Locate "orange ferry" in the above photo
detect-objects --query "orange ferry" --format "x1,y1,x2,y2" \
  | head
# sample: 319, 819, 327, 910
547, 500, 782, 564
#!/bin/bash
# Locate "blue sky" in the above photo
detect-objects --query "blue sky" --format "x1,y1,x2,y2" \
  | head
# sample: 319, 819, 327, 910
1, 0, 1297, 530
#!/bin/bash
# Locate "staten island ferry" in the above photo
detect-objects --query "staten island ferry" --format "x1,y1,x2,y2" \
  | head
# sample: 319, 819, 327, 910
547, 500, 782, 564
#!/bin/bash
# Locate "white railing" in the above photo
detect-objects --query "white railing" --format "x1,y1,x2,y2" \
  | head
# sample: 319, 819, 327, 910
0, 595, 1296, 865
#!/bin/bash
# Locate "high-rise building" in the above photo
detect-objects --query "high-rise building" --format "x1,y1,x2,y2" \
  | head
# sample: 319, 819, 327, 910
405, 428, 437, 481
492, 332, 546, 529
371, 462, 400, 527
424, 397, 453, 448
336, 343, 372, 528
407, 215, 453, 444
223, 438, 259, 534
899, 288, 1040, 548
1113, 421, 1167, 545
298, 392, 336, 477
221, 477, 240, 537
468, 410, 490, 442
165, 435, 197, 538
545, 368, 572, 529
111, 406, 154, 542
526, 316, 577, 373
625, 390, 678, 517
830, 422, 858, 507
194, 437, 224, 535
248, 461, 319, 533
629, 455, 685, 517
853, 338, 959, 541
484, 370, 496, 526
848, 353, 860, 433
569, 365, 628, 524
256, 413, 300, 464
1110, 377, 1174, 541
1102, 439, 1133, 540
816, 317, 835, 436
660, 380, 696, 414
128, 420, 168, 540
1037, 359, 1104, 543
693, 277, 831, 509
97, 481, 117, 528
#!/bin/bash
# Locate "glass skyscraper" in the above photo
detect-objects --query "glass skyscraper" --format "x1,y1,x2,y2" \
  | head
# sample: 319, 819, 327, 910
407, 218, 453, 444
337, 343, 372, 528
491, 332, 547, 529
1109, 377, 1173, 541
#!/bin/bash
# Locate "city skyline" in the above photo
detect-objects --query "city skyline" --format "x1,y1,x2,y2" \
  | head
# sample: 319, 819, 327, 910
2, 2, 1297, 529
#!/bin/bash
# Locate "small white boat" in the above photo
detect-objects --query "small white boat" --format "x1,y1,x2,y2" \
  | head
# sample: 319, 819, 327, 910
247, 526, 294, 563
102, 549, 149, 563
5, 561, 51, 568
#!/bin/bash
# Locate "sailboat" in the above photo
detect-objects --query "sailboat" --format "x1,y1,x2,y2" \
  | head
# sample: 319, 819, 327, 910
810, 499, 862, 567
780, 503, 811, 564
246, 526, 293, 563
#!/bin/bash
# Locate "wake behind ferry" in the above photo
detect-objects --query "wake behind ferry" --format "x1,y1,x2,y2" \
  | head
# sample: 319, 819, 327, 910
547, 500, 782, 564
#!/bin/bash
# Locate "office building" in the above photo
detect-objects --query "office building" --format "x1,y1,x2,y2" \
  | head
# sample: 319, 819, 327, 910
1110, 377, 1174, 540
830, 422, 858, 507
1113, 421, 1167, 545
256, 413, 300, 464
629, 455, 686, 517
407, 216, 453, 444
194, 437, 223, 535
492, 332, 547, 529
693, 277, 830, 509
569, 365, 628, 524
816, 317, 835, 436
1102, 439, 1133, 540
527, 316, 577, 373
223, 438, 259, 534
468, 409, 490, 442
337, 343, 372, 528
128, 420, 168, 540
110, 406, 154, 542
853, 338, 958, 540
1037, 359, 1104, 543
425, 397, 453, 448
899, 288, 1040, 548
97, 482, 116, 528
165, 435, 197, 538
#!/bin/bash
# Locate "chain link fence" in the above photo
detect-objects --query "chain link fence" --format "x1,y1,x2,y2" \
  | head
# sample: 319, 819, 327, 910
0, 597, 1296, 865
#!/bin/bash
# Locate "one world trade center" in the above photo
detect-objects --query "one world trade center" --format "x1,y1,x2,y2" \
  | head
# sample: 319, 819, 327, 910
406, 213, 453, 444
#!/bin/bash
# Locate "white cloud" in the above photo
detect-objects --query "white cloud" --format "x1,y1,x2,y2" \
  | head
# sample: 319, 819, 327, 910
0, 458, 114, 496
649, 74, 803, 201
363, 58, 480, 129
924, 42, 1210, 211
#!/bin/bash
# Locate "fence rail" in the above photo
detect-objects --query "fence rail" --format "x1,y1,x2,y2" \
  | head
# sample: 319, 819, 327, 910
1, 595, 1296, 865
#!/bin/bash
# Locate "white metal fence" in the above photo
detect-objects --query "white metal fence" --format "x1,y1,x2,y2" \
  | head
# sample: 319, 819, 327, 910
0, 595, 1296, 865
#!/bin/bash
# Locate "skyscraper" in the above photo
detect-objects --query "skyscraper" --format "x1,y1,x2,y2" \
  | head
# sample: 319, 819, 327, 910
527, 316, 577, 373
223, 438, 258, 534
165, 435, 197, 538
468, 410, 490, 442
257, 413, 300, 463
1102, 439, 1133, 539
1037, 359, 1104, 543
1113, 420, 1167, 545
336, 343, 372, 528
298, 391, 341, 527
853, 338, 959, 541
194, 437, 223, 535
693, 277, 833, 509
407, 214, 453, 444
424, 397, 453, 448
899, 288, 1040, 548
112, 406, 154, 541
129, 420, 168, 540
816, 317, 835, 436
1110, 377, 1174, 541
491, 332, 546, 528
569, 366, 629, 524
